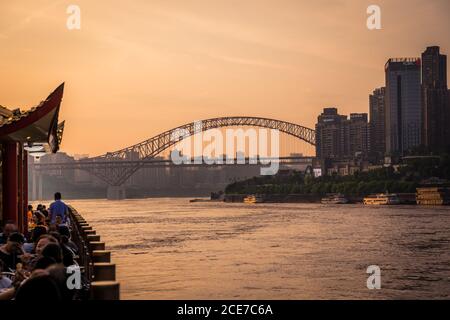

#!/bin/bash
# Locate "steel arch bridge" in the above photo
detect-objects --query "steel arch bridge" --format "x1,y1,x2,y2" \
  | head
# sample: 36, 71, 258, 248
86, 116, 316, 186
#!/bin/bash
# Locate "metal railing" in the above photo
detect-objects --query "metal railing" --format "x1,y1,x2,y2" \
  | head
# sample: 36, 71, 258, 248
68, 206, 120, 300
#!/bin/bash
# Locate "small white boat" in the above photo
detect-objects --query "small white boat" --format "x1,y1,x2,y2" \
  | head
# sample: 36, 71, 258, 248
321, 193, 349, 204
363, 193, 400, 205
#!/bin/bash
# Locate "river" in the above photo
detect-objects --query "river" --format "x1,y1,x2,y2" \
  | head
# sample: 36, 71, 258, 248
67, 198, 450, 299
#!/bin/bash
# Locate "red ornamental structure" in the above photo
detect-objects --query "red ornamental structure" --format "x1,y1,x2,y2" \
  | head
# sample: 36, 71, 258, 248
0, 84, 65, 232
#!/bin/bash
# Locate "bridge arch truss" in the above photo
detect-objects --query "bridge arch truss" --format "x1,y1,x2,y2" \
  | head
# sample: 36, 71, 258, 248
89, 117, 316, 186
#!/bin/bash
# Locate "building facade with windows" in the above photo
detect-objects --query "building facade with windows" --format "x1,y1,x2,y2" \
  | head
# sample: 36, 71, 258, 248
315, 108, 368, 161
421, 46, 449, 152
315, 108, 348, 160
369, 87, 386, 163
349, 113, 369, 159
385, 58, 422, 155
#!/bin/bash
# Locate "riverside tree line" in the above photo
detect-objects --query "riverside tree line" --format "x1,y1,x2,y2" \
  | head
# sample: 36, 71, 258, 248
225, 154, 450, 196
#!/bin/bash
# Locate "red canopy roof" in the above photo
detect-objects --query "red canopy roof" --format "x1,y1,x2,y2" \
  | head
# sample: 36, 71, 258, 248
0, 83, 65, 153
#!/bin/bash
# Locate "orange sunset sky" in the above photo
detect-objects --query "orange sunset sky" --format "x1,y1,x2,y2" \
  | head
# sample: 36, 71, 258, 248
1, 0, 449, 156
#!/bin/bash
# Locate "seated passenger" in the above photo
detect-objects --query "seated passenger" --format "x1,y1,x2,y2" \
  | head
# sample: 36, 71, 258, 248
0, 222, 18, 245
0, 233, 25, 271
23, 226, 48, 254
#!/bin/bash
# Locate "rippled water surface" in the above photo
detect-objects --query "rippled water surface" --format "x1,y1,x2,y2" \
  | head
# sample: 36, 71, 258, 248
68, 198, 450, 299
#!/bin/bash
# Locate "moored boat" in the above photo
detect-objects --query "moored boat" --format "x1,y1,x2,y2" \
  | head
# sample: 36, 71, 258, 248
321, 193, 349, 204
363, 193, 400, 205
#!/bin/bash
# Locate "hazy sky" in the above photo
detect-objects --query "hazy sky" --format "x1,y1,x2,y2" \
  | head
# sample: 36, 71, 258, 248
1, 0, 449, 156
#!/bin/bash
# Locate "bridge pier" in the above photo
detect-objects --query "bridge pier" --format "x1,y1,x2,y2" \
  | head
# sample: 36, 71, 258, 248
107, 186, 126, 200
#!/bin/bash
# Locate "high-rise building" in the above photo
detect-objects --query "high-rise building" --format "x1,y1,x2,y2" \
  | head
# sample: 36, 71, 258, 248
349, 113, 369, 159
315, 108, 348, 160
385, 58, 422, 155
315, 108, 368, 160
369, 87, 386, 163
421, 46, 449, 151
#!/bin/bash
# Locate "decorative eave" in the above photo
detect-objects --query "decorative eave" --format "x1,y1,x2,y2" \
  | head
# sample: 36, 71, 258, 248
0, 83, 65, 153
57, 121, 65, 147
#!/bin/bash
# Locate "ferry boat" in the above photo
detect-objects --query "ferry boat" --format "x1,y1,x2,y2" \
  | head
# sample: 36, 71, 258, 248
243, 195, 264, 204
321, 193, 349, 204
363, 193, 400, 205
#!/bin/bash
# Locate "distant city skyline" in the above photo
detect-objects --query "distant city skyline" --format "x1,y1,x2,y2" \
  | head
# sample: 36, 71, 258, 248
1, 0, 449, 156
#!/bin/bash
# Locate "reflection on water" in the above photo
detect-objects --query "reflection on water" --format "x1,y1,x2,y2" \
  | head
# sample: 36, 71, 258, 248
69, 198, 450, 299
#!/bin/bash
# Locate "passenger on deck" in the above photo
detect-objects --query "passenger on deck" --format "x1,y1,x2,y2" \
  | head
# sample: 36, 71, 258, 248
27, 205, 33, 227
28, 211, 47, 232
58, 225, 78, 254
46, 231, 76, 267
26, 234, 59, 272
36, 204, 43, 215
35, 234, 59, 256
49, 192, 69, 225
0, 233, 25, 271
36, 211, 47, 225
23, 226, 48, 254
0, 222, 18, 245
41, 205, 49, 218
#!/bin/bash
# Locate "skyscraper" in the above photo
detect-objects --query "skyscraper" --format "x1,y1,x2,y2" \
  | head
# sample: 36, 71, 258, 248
315, 108, 348, 160
369, 87, 386, 163
421, 46, 448, 152
385, 58, 422, 155
315, 108, 368, 160
349, 113, 369, 159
